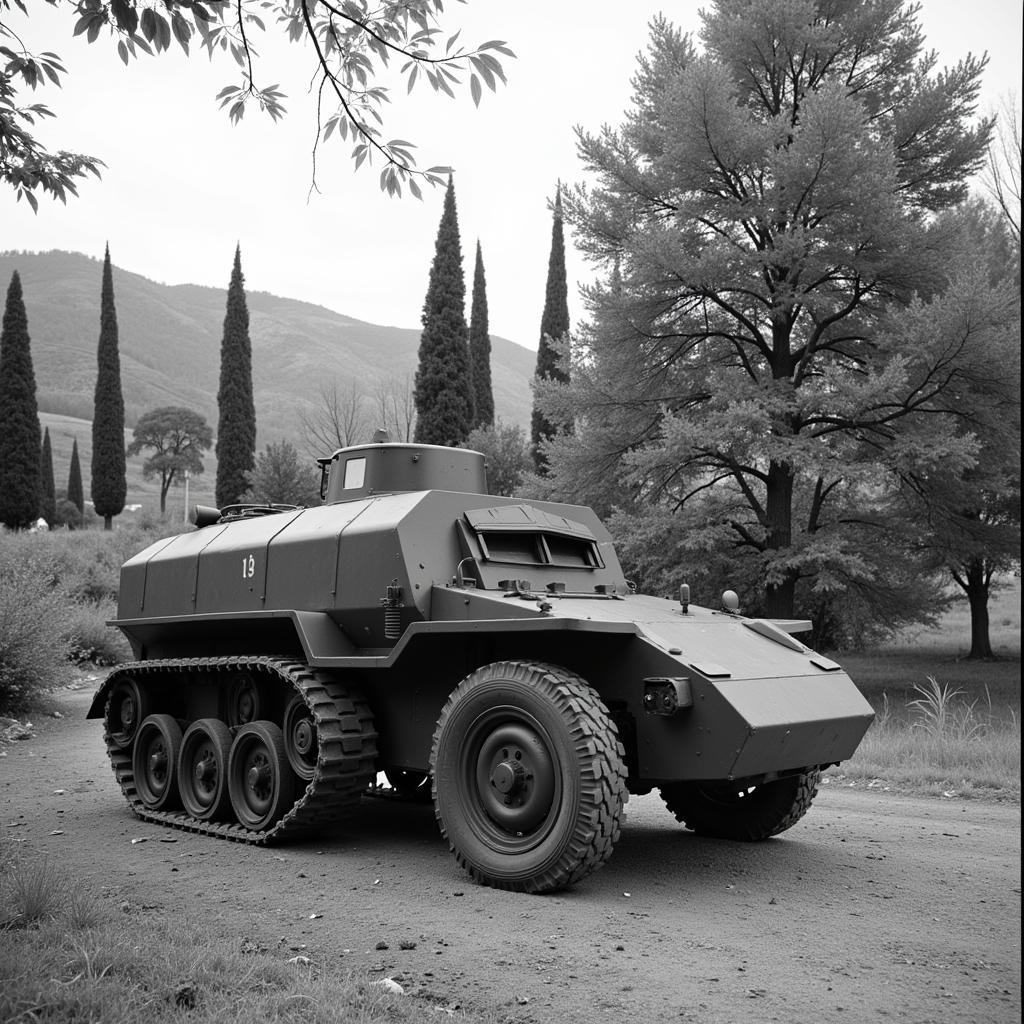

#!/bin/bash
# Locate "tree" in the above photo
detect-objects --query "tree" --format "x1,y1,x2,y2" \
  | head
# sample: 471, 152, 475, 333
467, 421, 530, 497
983, 94, 1022, 246
300, 377, 371, 457
0, 270, 42, 529
127, 406, 213, 515
414, 177, 474, 446
66, 436, 83, 516
541, 4, 1009, 624
215, 245, 256, 508
39, 425, 55, 525
91, 244, 126, 531
373, 372, 417, 443
0, 1, 513, 207
531, 186, 571, 471
469, 241, 494, 429
243, 439, 319, 507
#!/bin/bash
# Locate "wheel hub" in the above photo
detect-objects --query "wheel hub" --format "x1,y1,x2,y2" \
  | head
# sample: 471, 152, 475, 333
490, 759, 526, 795
148, 746, 167, 777
194, 754, 216, 783
120, 696, 136, 730
247, 763, 271, 792
237, 690, 255, 723
293, 718, 314, 755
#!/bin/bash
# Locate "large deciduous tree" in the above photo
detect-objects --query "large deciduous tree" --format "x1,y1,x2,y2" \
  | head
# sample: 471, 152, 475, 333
469, 241, 494, 429
215, 245, 256, 508
414, 177, 474, 446
531, 186, 571, 471
0, 0, 512, 207
39, 425, 55, 525
127, 406, 213, 516
0, 270, 42, 529
540, 3, 1014, 625
91, 244, 126, 531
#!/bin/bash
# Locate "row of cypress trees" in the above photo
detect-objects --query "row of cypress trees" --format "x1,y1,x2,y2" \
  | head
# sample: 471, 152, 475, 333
413, 176, 570, 469
0, 245, 257, 530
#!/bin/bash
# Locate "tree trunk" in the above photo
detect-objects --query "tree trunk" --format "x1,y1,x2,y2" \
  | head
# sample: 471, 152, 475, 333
763, 459, 797, 618
104, 515, 112, 531
963, 560, 994, 659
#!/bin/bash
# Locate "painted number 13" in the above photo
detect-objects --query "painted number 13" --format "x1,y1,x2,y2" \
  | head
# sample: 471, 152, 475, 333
242, 554, 256, 579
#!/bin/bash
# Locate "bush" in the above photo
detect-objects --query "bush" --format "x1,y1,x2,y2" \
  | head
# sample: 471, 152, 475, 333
0, 566, 72, 711
64, 597, 132, 666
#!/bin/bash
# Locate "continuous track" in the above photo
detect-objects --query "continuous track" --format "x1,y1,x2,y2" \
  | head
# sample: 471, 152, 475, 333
96, 656, 377, 844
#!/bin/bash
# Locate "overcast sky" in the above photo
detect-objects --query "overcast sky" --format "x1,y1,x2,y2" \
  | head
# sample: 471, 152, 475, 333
3, 1, 1021, 355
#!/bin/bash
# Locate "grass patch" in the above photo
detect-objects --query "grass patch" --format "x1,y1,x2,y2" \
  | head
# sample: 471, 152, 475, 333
0, 846, 523, 1024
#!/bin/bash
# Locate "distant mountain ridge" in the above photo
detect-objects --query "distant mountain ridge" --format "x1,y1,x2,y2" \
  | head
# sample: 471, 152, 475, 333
0, 250, 535, 444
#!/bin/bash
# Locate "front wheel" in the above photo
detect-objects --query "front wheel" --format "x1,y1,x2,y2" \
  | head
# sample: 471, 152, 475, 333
430, 661, 628, 894
660, 769, 822, 841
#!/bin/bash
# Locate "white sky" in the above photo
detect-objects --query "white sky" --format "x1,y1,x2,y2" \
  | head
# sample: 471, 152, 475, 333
2, 1, 1021, 354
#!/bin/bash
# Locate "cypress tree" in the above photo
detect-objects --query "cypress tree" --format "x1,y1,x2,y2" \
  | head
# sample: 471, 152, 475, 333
469, 240, 494, 429
0, 271, 43, 529
40, 426, 56, 525
215, 244, 257, 507
67, 438, 84, 514
414, 176, 474, 446
531, 186, 571, 471
91, 244, 127, 530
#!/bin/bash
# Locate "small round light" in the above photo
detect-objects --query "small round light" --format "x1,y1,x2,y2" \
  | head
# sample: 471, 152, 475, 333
722, 590, 740, 612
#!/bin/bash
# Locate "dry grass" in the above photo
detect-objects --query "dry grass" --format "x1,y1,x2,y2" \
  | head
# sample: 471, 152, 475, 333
0, 847, 523, 1024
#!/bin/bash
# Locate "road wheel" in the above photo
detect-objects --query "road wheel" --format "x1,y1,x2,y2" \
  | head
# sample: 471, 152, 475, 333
178, 719, 234, 820
132, 714, 182, 811
106, 675, 152, 751
430, 660, 628, 894
282, 693, 318, 782
660, 769, 822, 841
228, 721, 295, 831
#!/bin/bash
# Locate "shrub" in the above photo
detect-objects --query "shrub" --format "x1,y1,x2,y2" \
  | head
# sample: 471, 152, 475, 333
0, 566, 72, 711
64, 597, 132, 665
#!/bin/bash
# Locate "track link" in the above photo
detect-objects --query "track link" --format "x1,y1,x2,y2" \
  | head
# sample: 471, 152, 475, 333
96, 657, 377, 844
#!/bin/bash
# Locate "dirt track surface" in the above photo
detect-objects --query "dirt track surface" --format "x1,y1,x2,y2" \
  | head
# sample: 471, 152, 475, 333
2, 685, 1020, 1024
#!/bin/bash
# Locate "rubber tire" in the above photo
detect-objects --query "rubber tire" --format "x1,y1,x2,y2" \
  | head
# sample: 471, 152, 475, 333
430, 660, 628, 894
178, 718, 234, 821
282, 693, 318, 782
132, 714, 183, 811
228, 721, 295, 831
106, 676, 153, 751
660, 768, 822, 841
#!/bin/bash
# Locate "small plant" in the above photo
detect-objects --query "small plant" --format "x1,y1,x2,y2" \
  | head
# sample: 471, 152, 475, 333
907, 676, 981, 740
1, 855, 66, 927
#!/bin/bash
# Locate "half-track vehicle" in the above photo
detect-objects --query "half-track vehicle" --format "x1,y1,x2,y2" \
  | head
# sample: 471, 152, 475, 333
90, 438, 874, 893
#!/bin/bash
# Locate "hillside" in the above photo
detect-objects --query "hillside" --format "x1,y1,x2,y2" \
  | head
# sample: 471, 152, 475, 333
0, 250, 536, 444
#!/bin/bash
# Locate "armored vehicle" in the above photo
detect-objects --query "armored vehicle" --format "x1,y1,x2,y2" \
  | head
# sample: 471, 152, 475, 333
89, 439, 874, 893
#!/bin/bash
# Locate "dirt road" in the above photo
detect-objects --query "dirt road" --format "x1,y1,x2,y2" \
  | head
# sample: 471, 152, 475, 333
2, 684, 1020, 1024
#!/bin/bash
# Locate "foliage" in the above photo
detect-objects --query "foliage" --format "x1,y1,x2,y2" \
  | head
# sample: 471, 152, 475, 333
468, 241, 494, 429
66, 436, 83, 515
467, 421, 530, 497
127, 406, 213, 515
531, 187, 570, 471
242, 438, 319, 507
39, 425, 55, 524
414, 177, 474, 446
0, 560, 70, 711
0, 0, 513, 205
215, 245, 256, 508
90, 245, 126, 530
0, 269, 42, 528
540, 3, 1008, 622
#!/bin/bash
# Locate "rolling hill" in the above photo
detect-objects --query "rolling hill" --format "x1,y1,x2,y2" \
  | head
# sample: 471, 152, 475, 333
0, 250, 536, 447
